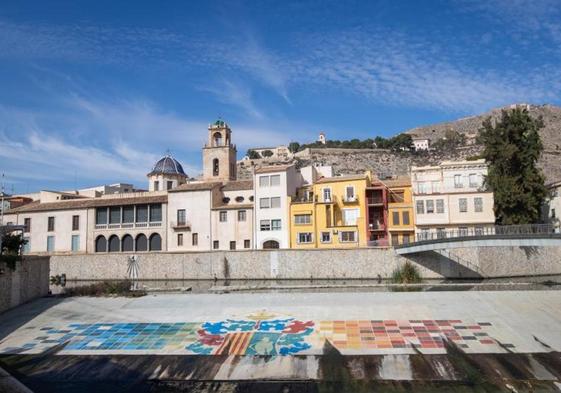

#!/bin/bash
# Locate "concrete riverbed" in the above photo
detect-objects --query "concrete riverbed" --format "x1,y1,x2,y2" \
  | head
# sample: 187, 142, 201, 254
0, 291, 560, 392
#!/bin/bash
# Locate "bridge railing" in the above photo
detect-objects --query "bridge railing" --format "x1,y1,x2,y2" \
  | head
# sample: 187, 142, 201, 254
395, 224, 557, 248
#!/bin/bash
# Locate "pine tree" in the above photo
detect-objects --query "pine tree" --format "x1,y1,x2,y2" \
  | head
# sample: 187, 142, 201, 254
479, 108, 547, 224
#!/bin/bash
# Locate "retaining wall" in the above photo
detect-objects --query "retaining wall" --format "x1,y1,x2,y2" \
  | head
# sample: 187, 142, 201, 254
0, 256, 50, 314
49, 245, 561, 280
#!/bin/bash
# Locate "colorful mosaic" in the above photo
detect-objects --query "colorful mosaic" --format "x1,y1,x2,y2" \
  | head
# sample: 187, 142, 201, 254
0, 314, 510, 355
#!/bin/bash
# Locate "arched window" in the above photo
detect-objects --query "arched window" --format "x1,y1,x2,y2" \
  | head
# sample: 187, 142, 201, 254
108, 235, 120, 252
149, 233, 162, 251
213, 132, 222, 146
213, 158, 219, 176
95, 235, 107, 253
136, 234, 148, 252
263, 240, 280, 249
121, 234, 134, 252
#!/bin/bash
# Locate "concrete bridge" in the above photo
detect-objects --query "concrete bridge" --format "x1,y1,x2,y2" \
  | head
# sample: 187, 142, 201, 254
395, 224, 561, 255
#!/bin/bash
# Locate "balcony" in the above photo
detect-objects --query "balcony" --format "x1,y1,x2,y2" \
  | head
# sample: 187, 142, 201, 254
368, 222, 386, 231
342, 195, 359, 204
171, 221, 191, 231
94, 221, 161, 230
367, 196, 384, 205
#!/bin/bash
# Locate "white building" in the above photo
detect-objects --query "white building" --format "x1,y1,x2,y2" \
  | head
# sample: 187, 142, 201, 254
318, 132, 326, 144
253, 164, 300, 249
543, 181, 561, 230
412, 159, 495, 239
412, 138, 430, 151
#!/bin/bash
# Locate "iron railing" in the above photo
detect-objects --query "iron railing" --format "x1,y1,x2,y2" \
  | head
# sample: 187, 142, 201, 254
396, 224, 557, 248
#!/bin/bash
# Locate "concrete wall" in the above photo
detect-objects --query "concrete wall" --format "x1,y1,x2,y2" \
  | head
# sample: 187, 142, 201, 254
50, 245, 561, 281
0, 256, 50, 314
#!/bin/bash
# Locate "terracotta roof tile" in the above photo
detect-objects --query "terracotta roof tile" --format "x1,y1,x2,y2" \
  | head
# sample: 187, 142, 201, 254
315, 174, 367, 184
221, 180, 253, 191
169, 182, 222, 192
254, 164, 294, 174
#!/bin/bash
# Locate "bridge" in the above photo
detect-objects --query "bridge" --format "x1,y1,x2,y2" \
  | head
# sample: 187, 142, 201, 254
395, 224, 561, 255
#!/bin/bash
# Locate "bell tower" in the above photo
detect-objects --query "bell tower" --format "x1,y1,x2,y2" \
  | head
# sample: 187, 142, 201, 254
202, 119, 237, 181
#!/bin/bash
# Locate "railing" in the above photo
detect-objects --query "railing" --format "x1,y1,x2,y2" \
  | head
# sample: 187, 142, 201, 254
368, 222, 385, 231
368, 238, 389, 247
171, 221, 191, 229
367, 197, 383, 205
397, 224, 557, 248
343, 196, 359, 203
94, 221, 161, 230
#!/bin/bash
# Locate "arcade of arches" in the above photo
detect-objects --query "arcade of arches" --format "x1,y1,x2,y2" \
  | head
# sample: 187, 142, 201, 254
95, 233, 162, 253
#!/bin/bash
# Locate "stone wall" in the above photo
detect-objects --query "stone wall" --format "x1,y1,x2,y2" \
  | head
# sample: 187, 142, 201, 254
50, 245, 561, 281
0, 256, 50, 314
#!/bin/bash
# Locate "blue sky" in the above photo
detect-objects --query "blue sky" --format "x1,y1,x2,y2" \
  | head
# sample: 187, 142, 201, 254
1, 0, 560, 193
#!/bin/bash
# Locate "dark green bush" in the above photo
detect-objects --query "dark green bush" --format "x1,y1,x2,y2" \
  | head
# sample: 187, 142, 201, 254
63, 280, 146, 297
391, 262, 422, 284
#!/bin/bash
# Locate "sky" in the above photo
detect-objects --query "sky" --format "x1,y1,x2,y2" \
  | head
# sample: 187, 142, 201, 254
1, 0, 561, 193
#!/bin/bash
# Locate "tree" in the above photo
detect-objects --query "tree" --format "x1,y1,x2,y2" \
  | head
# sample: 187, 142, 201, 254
479, 108, 547, 224
0, 233, 27, 270
432, 130, 465, 150
390, 133, 413, 151
247, 150, 261, 159
261, 150, 274, 158
288, 142, 300, 153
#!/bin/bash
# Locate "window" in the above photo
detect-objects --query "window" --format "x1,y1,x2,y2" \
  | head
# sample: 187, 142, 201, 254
238, 210, 246, 221
213, 240, 219, 249
426, 200, 434, 214
122, 235, 133, 252
259, 175, 269, 187
419, 229, 430, 241
392, 234, 399, 245
342, 209, 359, 225
431, 181, 440, 193
47, 216, 55, 232
230, 241, 236, 250
294, 214, 312, 225
71, 235, 80, 252
552, 208, 557, 219
149, 204, 162, 222
454, 174, 463, 188
154, 181, 159, 191
402, 211, 410, 225
459, 198, 468, 213
23, 237, 30, 254
416, 200, 424, 214
474, 227, 484, 236
95, 236, 107, 252
213, 158, 219, 176
270, 175, 281, 186
298, 232, 313, 244
135, 234, 148, 251
149, 233, 162, 251
323, 188, 332, 202
177, 233, 183, 246
260, 220, 271, 231
389, 191, 404, 203
259, 198, 270, 208
219, 211, 228, 222
474, 197, 483, 213
392, 211, 400, 225
122, 206, 134, 223
436, 199, 444, 214
167, 181, 173, 190
345, 186, 355, 200
192, 233, 198, 246
24, 218, 31, 233
417, 182, 427, 194
469, 174, 478, 188
402, 234, 410, 244
340, 231, 356, 242
177, 209, 186, 225
47, 236, 55, 252
109, 207, 121, 224
244, 239, 251, 249
96, 208, 108, 225
321, 231, 331, 243
72, 215, 80, 231
271, 219, 281, 230
271, 197, 281, 208
136, 205, 148, 222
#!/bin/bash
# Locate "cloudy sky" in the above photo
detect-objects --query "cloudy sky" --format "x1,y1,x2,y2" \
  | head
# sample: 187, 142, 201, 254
1, 0, 560, 192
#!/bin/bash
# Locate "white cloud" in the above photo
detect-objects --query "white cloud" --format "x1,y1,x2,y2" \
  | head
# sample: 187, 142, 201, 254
199, 79, 264, 119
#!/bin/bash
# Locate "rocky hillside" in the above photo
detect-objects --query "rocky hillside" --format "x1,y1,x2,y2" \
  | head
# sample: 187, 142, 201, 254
238, 104, 561, 183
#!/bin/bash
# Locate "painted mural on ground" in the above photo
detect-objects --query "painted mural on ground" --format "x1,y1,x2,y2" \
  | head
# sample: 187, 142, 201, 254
0, 311, 513, 355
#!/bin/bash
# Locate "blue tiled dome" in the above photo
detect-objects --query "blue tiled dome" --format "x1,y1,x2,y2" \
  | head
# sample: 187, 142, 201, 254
148, 155, 187, 177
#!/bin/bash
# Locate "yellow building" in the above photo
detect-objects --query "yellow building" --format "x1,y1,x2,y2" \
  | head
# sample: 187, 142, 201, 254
384, 177, 415, 245
289, 174, 370, 248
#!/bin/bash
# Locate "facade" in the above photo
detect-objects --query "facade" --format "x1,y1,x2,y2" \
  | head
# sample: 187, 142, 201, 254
202, 120, 237, 182
385, 177, 415, 245
289, 174, 370, 248
366, 179, 388, 245
542, 181, 561, 230
411, 160, 495, 240
412, 138, 430, 151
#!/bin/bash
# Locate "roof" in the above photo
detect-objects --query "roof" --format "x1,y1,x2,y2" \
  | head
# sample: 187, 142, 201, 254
382, 176, 412, 188
254, 164, 294, 174
147, 155, 187, 177
315, 174, 367, 184
6, 194, 168, 214
212, 203, 254, 210
221, 180, 253, 191
169, 182, 222, 193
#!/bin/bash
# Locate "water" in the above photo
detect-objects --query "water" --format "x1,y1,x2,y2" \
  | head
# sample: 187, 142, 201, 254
50, 275, 561, 295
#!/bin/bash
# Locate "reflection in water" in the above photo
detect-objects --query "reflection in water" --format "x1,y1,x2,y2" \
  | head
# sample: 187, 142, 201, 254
50, 275, 561, 295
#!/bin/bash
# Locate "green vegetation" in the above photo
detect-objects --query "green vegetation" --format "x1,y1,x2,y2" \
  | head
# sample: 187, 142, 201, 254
261, 149, 274, 158
391, 261, 422, 284
479, 108, 547, 224
0, 233, 27, 271
290, 133, 413, 152
246, 149, 261, 159
62, 280, 146, 297
432, 129, 466, 150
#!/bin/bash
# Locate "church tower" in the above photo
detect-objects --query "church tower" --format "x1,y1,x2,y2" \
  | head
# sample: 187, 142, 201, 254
202, 119, 237, 182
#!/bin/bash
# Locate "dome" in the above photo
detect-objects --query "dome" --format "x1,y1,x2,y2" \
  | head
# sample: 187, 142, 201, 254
148, 154, 187, 177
